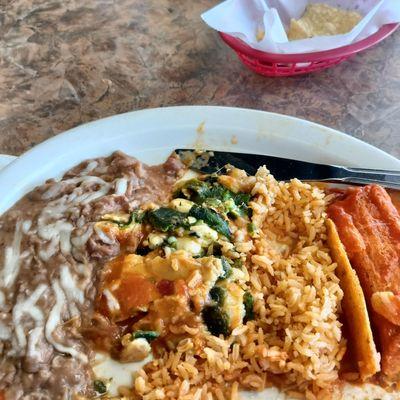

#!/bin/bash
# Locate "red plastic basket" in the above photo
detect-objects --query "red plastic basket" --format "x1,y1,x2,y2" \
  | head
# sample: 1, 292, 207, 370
219, 23, 399, 77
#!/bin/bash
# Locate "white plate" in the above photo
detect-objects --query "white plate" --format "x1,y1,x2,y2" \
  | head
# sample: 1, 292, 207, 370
0, 106, 398, 215
0, 106, 399, 399
0, 154, 16, 171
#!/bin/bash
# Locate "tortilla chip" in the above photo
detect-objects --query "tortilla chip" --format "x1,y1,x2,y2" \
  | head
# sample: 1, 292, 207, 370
326, 218, 381, 380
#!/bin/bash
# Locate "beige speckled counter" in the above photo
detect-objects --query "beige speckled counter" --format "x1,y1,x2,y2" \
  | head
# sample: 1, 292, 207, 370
0, 0, 399, 159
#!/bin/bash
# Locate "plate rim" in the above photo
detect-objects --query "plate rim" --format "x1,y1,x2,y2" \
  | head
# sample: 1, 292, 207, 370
4, 105, 400, 163
0, 105, 398, 213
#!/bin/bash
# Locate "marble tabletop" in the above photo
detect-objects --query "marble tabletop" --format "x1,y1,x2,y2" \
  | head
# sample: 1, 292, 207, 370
0, 0, 399, 159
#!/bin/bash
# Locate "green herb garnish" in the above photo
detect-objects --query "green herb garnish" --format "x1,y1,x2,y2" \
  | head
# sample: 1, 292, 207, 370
209, 286, 226, 307
243, 291, 255, 322
132, 330, 160, 342
175, 179, 210, 203
94, 380, 107, 394
147, 207, 188, 232
202, 304, 230, 337
189, 205, 231, 238
101, 209, 144, 228
232, 259, 243, 269
247, 222, 257, 237
176, 179, 251, 217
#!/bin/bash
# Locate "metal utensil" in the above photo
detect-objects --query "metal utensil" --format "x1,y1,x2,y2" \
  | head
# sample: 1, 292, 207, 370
175, 149, 400, 190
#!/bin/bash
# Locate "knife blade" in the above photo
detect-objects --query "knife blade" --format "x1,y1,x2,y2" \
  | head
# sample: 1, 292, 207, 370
175, 149, 400, 189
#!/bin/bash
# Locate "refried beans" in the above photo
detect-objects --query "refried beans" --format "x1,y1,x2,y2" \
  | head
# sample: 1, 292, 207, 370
0, 151, 185, 399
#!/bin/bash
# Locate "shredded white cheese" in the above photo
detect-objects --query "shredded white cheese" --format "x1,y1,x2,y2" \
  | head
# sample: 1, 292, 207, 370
26, 326, 44, 360
22, 220, 32, 234
0, 321, 11, 340
71, 225, 93, 248
94, 225, 115, 245
12, 284, 47, 349
45, 280, 88, 363
79, 160, 98, 176
103, 289, 120, 313
0, 163, 129, 375
78, 175, 108, 186
75, 262, 92, 288
42, 175, 109, 200
60, 264, 85, 318
76, 186, 110, 204
41, 181, 64, 201
0, 289, 5, 309
38, 219, 73, 242
35, 173, 112, 265
38, 236, 60, 262
115, 178, 128, 196
2, 221, 23, 288
59, 229, 72, 255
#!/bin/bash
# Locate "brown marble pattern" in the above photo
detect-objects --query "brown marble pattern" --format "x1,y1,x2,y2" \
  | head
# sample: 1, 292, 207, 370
0, 0, 399, 158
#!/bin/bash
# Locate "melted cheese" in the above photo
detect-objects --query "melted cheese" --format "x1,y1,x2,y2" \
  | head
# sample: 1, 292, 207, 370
103, 253, 223, 317
0, 321, 11, 340
45, 280, 88, 363
39, 236, 60, 262
38, 216, 73, 243
76, 186, 111, 204
36, 174, 112, 272
176, 237, 202, 255
59, 229, 72, 255
2, 220, 23, 287
22, 220, 32, 234
221, 282, 245, 330
60, 264, 85, 318
115, 178, 128, 195
26, 326, 44, 361
92, 352, 151, 396
37, 174, 111, 262
170, 198, 194, 213
13, 284, 47, 349
103, 289, 120, 312
0, 289, 5, 309
42, 175, 110, 200
79, 160, 98, 176
71, 225, 93, 248
94, 225, 115, 245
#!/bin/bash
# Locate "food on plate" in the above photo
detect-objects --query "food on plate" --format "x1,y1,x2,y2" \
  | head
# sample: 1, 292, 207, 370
326, 219, 380, 381
0, 152, 185, 399
328, 184, 400, 381
0, 150, 399, 400
91, 166, 346, 399
287, 3, 362, 41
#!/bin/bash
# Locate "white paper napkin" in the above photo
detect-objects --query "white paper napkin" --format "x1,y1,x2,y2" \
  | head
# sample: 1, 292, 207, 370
202, 0, 400, 54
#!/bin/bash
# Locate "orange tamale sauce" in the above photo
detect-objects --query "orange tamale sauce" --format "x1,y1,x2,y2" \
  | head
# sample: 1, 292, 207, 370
328, 184, 400, 379
97, 255, 160, 322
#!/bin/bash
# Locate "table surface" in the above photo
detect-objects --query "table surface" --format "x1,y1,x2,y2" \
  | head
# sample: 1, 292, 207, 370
0, 0, 399, 159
